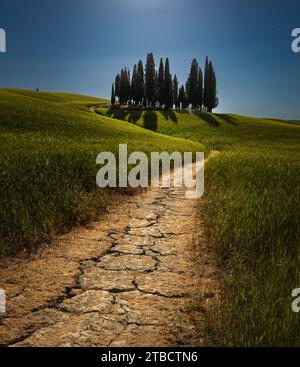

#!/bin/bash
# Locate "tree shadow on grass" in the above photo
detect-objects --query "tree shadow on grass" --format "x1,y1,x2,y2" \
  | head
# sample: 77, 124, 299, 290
161, 109, 178, 123
127, 110, 143, 123
104, 108, 142, 124
103, 108, 125, 120
217, 114, 238, 126
193, 112, 220, 127
143, 111, 158, 132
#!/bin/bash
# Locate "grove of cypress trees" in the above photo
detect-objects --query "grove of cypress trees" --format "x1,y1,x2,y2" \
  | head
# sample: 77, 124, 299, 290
112, 53, 218, 111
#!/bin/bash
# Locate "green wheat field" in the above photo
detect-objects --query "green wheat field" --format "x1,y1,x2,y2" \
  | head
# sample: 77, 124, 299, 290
1, 88, 300, 346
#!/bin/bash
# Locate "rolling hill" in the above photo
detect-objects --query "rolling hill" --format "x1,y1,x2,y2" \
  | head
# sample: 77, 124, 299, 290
97, 104, 300, 346
0, 89, 202, 255
1, 89, 300, 345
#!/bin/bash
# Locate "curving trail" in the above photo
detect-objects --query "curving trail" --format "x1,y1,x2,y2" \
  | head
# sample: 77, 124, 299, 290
0, 165, 218, 347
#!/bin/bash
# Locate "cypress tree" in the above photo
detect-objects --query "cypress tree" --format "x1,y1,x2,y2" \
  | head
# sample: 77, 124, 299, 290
115, 74, 121, 102
185, 80, 190, 107
119, 68, 130, 105
131, 64, 137, 105
178, 85, 187, 109
119, 69, 125, 104
164, 58, 173, 108
197, 67, 203, 110
173, 74, 179, 109
207, 61, 218, 112
203, 56, 210, 111
137, 60, 145, 106
154, 71, 159, 106
158, 58, 165, 107
111, 84, 116, 106
126, 68, 131, 103
145, 53, 156, 107
186, 58, 199, 110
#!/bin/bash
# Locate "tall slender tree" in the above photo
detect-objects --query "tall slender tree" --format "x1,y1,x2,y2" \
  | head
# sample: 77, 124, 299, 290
186, 58, 199, 109
197, 67, 203, 110
203, 56, 210, 111
135, 60, 144, 106
111, 84, 116, 106
178, 85, 187, 109
114, 74, 121, 102
145, 53, 156, 107
164, 58, 173, 108
119, 69, 125, 104
131, 64, 137, 105
206, 61, 218, 112
154, 71, 159, 106
158, 58, 165, 107
203, 57, 218, 112
126, 68, 131, 103
185, 80, 190, 107
173, 74, 179, 109
119, 68, 131, 105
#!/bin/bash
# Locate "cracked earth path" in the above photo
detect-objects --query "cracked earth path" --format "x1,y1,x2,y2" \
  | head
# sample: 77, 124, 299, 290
0, 166, 217, 347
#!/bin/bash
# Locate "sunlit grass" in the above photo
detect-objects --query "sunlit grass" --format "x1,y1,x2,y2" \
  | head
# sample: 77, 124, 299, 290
0, 89, 202, 254
2, 90, 300, 344
99, 105, 300, 346
203, 148, 300, 346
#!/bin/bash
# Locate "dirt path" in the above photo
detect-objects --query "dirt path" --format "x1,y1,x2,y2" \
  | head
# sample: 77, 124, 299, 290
0, 167, 217, 347
89, 104, 110, 113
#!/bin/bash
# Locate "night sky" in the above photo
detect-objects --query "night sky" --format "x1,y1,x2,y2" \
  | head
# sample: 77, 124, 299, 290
0, 0, 299, 119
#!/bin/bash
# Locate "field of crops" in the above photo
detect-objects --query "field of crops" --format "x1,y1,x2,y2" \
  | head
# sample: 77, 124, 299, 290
0, 89, 202, 255
1, 89, 300, 345
98, 105, 300, 346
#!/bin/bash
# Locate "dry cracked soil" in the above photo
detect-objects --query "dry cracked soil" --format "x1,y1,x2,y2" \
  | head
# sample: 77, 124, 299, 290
0, 166, 218, 347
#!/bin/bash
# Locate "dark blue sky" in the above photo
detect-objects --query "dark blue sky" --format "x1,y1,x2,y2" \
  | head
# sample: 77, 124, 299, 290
0, 0, 299, 119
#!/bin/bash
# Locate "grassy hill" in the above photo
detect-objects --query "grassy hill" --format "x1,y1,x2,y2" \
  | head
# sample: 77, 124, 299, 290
1, 90, 300, 346
0, 89, 203, 255
97, 107, 300, 150
98, 105, 300, 346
